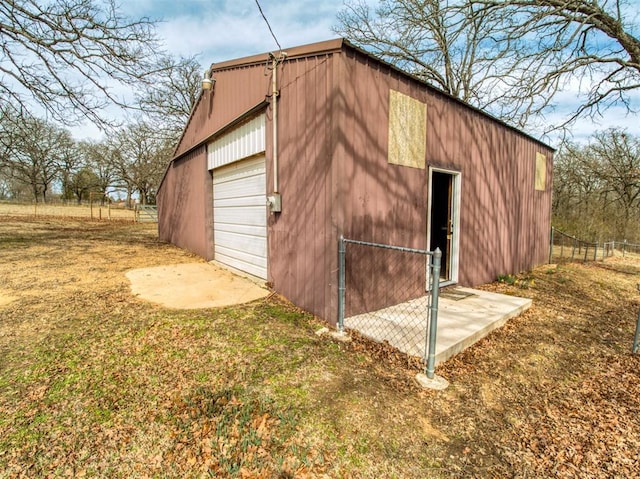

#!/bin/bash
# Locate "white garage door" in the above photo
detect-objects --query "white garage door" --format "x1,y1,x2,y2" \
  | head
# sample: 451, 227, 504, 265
213, 155, 267, 279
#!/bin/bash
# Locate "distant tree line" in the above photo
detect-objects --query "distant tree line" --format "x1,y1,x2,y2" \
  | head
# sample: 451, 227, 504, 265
0, 111, 164, 205
0, 101, 201, 206
553, 129, 640, 243
0, 0, 202, 206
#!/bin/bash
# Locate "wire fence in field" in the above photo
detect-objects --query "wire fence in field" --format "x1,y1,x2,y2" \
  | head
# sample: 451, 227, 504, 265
0, 202, 156, 223
550, 227, 640, 263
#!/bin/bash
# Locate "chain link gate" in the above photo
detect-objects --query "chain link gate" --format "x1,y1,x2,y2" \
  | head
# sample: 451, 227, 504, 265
337, 237, 441, 378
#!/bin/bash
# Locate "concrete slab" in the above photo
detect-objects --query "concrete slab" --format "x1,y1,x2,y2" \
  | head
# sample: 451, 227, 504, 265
126, 263, 269, 309
435, 287, 531, 364
345, 287, 531, 366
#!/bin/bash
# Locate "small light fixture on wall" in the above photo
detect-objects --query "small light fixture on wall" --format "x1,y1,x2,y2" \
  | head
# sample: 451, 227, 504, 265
202, 67, 215, 91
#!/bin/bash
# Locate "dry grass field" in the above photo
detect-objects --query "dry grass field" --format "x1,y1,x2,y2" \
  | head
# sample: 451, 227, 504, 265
0, 202, 138, 221
0, 217, 639, 478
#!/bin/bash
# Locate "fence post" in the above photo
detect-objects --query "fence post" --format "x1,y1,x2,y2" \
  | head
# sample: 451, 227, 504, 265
594, 242, 598, 261
337, 237, 346, 333
549, 227, 554, 264
425, 248, 442, 379
633, 309, 640, 354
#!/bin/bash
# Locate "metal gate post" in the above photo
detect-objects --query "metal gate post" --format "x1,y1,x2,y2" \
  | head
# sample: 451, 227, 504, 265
549, 227, 554, 264
425, 248, 442, 379
338, 237, 346, 333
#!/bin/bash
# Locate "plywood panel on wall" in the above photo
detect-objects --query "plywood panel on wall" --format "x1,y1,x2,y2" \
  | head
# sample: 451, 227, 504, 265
388, 89, 427, 169
535, 152, 547, 191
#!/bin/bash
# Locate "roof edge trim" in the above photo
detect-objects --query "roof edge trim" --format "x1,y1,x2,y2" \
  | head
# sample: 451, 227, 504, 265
210, 38, 344, 72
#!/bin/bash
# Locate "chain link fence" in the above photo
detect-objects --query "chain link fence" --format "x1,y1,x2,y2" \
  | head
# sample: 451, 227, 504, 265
337, 237, 441, 378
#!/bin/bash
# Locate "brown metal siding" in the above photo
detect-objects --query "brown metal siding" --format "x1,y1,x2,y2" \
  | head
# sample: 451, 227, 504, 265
337, 52, 430, 316
158, 40, 553, 326
267, 53, 338, 323
174, 65, 272, 158
335, 48, 553, 317
338, 52, 428, 247
428, 95, 553, 285
157, 145, 214, 259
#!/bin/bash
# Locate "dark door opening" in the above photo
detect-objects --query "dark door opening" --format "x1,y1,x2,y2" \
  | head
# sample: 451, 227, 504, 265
429, 172, 453, 280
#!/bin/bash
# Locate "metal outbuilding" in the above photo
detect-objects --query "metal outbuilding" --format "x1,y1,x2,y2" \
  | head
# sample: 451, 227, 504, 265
157, 38, 554, 325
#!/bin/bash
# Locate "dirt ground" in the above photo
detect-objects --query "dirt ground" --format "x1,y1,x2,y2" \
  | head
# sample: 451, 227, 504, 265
1, 217, 639, 478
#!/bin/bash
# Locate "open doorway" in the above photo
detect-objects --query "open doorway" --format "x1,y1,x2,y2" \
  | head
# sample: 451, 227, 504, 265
427, 168, 460, 284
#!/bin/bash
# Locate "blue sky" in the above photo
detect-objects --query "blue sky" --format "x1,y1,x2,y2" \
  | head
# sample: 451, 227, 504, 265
123, 0, 355, 61
80, 0, 640, 145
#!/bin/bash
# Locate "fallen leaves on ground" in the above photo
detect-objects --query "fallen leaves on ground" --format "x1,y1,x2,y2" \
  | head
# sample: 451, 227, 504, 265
1, 218, 639, 478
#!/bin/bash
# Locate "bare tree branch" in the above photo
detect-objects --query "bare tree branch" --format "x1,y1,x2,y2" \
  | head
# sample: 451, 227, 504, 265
135, 55, 202, 144
471, 0, 640, 131
335, 0, 560, 127
0, 0, 169, 126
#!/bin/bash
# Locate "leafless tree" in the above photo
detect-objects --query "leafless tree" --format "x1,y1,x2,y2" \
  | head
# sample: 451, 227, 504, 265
66, 167, 101, 204
136, 56, 203, 143
77, 140, 118, 203
471, 0, 640, 129
111, 120, 173, 205
58, 139, 83, 202
335, 0, 553, 127
553, 143, 603, 236
0, 113, 73, 202
0, 0, 167, 126
589, 129, 640, 239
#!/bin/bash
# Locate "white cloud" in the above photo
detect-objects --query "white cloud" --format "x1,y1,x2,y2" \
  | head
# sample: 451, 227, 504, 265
153, 0, 350, 61
71, 0, 639, 144
534, 73, 640, 146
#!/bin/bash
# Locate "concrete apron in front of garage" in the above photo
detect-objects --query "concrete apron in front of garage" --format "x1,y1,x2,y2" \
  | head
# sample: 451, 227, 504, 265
344, 287, 531, 366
